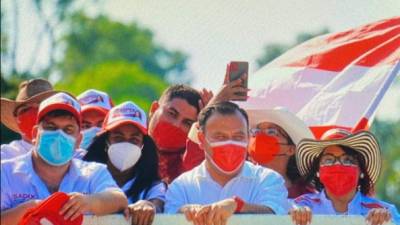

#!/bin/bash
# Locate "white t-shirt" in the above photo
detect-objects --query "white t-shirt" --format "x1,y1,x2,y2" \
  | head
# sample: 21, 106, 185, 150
165, 161, 289, 214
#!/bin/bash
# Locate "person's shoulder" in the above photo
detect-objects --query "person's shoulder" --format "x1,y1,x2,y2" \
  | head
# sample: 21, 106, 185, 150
72, 158, 108, 176
243, 161, 283, 180
293, 192, 322, 205
360, 194, 398, 210
169, 163, 204, 186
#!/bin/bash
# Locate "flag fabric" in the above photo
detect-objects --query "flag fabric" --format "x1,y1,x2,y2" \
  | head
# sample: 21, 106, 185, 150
242, 17, 400, 139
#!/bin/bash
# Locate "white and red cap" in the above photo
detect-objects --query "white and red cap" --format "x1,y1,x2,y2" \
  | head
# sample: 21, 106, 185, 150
37, 92, 81, 125
77, 89, 113, 115
101, 101, 147, 135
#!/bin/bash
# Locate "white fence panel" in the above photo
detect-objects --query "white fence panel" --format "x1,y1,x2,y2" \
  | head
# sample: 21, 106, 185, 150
82, 214, 395, 225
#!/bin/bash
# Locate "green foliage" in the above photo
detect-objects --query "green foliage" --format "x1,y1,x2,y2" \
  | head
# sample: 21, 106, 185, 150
371, 119, 400, 208
59, 12, 190, 83
55, 61, 168, 111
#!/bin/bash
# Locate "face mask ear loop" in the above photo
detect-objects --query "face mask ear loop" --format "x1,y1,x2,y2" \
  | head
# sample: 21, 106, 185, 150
105, 140, 111, 153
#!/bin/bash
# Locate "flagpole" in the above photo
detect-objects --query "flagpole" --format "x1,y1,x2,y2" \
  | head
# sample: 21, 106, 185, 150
353, 61, 400, 131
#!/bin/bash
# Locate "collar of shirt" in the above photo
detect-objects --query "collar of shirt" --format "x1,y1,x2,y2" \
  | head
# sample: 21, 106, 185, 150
194, 161, 256, 184
13, 151, 84, 195
122, 177, 137, 193
18, 139, 33, 151
319, 189, 362, 215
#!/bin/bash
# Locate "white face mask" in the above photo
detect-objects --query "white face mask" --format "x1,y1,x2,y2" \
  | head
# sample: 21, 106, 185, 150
107, 142, 142, 172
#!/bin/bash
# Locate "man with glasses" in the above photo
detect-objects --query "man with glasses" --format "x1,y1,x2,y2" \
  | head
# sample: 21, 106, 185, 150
165, 102, 288, 225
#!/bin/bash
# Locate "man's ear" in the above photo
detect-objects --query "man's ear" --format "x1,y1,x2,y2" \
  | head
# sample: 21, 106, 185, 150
31, 126, 39, 145
197, 130, 205, 149
149, 101, 159, 118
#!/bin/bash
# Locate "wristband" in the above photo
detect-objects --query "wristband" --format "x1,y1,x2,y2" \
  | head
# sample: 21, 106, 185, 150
233, 196, 245, 213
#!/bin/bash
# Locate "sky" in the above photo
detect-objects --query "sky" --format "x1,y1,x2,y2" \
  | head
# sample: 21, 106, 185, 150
2, 0, 400, 120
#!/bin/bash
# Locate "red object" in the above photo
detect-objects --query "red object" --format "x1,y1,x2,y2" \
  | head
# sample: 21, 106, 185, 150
319, 165, 360, 197
158, 150, 184, 184
17, 107, 39, 141
248, 134, 280, 164
182, 139, 205, 172
19, 192, 83, 225
233, 196, 245, 213
275, 18, 400, 71
209, 142, 246, 173
152, 121, 187, 151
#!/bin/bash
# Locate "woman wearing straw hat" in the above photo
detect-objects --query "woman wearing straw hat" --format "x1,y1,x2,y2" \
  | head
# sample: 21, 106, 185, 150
290, 129, 399, 225
246, 107, 316, 199
83, 101, 165, 225
1, 79, 56, 160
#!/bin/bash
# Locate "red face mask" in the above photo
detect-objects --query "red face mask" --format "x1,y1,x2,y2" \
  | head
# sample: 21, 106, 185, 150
207, 140, 247, 174
16, 107, 39, 141
319, 165, 360, 196
151, 120, 187, 152
248, 134, 281, 164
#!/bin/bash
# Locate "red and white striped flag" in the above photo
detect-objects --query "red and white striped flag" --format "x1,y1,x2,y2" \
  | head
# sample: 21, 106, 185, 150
243, 17, 400, 139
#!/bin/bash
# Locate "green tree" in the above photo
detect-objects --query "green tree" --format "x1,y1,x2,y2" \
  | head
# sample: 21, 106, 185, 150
56, 61, 168, 111
59, 12, 190, 83
371, 119, 400, 208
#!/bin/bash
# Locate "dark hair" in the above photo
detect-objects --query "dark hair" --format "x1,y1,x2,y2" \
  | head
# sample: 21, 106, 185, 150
198, 101, 249, 131
159, 84, 201, 113
305, 145, 373, 195
39, 109, 79, 127
83, 133, 161, 202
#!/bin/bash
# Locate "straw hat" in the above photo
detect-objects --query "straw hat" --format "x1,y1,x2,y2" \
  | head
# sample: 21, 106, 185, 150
1, 79, 56, 133
296, 129, 381, 184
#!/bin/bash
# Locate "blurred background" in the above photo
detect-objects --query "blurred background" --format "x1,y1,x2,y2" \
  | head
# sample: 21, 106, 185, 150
1, 0, 399, 208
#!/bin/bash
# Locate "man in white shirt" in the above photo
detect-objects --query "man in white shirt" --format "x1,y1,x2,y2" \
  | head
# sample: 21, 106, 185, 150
1, 79, 56, 161
165, 101, 288, 225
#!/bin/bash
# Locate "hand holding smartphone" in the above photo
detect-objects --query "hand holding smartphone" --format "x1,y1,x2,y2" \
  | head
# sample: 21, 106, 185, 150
226, 61, 248, 101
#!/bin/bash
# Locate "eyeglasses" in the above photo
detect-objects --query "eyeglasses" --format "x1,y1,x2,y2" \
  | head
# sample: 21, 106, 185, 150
250, 127, 279, 136
320, 153, 358, 166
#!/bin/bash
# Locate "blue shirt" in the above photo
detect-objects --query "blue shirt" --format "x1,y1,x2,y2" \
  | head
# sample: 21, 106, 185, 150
121, 178, 166, 204
165, 161, 288, 214
293, 190, 399, 224
1, 140, 87, 161
1, 151, 122, 211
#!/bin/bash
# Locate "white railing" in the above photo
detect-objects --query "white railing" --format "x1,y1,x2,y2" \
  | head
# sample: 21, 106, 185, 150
82, 214, 396, 225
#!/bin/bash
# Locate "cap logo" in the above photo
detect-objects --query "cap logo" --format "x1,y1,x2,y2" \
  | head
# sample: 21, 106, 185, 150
112, 107, 142, 120
79, 95, 104, 105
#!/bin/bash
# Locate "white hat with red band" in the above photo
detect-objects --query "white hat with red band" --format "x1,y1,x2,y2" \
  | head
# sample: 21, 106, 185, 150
37, 92, 81, 125
77, 89, 113, 115
101, 101, 147, 135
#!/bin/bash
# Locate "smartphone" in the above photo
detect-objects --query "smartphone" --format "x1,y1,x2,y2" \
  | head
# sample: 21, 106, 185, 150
227, 61, 248, 100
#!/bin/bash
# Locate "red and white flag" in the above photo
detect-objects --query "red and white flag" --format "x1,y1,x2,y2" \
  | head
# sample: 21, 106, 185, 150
243, 17, 400, 139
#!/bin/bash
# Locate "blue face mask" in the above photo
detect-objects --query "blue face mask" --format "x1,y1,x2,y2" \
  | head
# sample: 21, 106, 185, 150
79, 127, 101, 149
36, 129, 76, 166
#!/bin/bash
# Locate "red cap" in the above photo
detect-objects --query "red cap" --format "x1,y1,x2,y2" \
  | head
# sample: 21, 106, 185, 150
37, 92, 81, 125
19, 192, 83, 225
100, 101, 147, 135
77, 89, 113, 115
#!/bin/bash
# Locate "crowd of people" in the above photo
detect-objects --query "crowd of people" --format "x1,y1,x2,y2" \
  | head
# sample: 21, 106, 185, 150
1, 77, 399, 225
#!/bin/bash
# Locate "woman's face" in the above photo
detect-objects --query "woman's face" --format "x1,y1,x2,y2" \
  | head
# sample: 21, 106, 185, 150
319, 145, 359, 167
251, 122, 295, 169
107, 123, 144, 146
